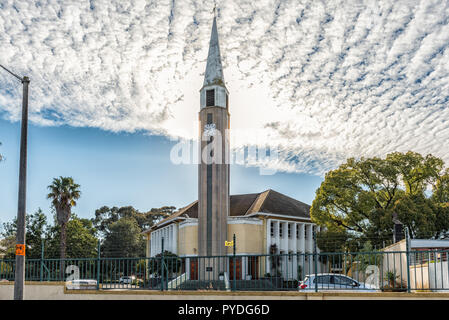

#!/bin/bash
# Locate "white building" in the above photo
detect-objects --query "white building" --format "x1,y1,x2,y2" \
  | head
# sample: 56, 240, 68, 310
144, 189, 319, 280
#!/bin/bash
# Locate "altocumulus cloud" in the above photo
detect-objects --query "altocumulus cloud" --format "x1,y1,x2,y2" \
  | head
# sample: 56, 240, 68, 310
1, 0, 449, 175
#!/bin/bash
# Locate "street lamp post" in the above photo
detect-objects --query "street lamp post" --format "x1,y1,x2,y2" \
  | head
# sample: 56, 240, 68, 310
0, 64, 30, 300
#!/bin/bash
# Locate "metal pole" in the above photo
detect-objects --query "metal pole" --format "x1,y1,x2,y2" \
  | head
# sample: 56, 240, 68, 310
14, 76, 30, 300
40, 240, 44, 282
96, 240, 101, 290
161, 237, 164, 291
233, 234, 236, 292
405, 226, 411, 293
313, 229, 318, 293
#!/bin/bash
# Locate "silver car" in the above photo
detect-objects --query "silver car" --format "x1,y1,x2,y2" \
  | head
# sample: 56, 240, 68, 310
119, 276, 136, 284
299, 273, 379, 291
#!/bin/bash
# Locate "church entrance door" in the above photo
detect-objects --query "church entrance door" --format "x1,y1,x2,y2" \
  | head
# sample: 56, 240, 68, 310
190, 258, 198, 280
248, 256, 259, 279
229, 257, 242, 280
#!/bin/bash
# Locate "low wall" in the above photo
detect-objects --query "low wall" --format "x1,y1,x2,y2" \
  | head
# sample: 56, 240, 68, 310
410, 261, 449, 290
1, 282, 449, 300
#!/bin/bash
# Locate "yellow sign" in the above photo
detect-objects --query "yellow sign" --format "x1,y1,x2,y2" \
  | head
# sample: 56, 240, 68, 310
225, 240, 234, 247
15, 244, 25, 256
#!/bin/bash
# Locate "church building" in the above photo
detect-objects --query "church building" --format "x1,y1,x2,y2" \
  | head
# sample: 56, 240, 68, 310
143, 16, 318, 281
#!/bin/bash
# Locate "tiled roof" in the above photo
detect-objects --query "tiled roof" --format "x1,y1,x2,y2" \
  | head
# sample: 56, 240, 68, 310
146, 189, 311, 232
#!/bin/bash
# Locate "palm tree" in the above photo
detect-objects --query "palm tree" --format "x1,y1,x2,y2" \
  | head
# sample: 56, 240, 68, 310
47, 177, 81, 266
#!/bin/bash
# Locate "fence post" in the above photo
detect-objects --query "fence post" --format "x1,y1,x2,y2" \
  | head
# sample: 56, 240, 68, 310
161, 237, 165, 291
405, 227, 411, 293
96, 240, 100, 290
40, 240, 44, 282
233, 234, 236, 292
313, 229, 318, 293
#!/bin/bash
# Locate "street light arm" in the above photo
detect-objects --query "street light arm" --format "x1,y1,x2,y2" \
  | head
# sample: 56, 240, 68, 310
0, 64, 23, 81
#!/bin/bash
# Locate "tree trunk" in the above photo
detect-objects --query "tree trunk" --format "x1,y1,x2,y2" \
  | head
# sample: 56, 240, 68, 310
60, 223, 67, 280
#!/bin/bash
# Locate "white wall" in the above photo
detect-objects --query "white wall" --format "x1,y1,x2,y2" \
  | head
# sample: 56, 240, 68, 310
150, 224, 178, 257
266, 219, 316, 280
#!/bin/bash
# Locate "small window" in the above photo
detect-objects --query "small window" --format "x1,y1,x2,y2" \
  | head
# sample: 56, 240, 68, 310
279, 224, 283, 238
288, 224, 291, 238
206, 89, 215, 106
296, 226, 299, 239
270, 222, 274, 237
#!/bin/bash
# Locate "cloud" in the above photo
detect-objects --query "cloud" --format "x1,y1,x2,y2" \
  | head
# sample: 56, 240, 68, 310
1, 0, 449, 175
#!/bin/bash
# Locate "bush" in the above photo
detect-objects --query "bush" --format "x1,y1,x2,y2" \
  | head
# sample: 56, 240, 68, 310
132, 278, 144, 286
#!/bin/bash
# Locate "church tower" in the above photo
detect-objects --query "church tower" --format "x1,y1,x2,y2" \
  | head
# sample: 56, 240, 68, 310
198, 15, 230, 259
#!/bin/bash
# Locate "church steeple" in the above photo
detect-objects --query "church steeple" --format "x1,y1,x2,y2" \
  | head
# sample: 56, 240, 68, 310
198, 12, 230, 261
200, 15, 228, 109
203, 16, 225, 87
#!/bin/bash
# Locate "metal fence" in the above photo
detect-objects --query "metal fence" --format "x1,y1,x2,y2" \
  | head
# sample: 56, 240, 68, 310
1, 250, 449, 292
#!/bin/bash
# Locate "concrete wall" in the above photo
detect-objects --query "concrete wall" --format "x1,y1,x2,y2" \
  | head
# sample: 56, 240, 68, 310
2, 282, 449, 300
382, 241, 449, 290
410, 261, 449, 290
429, 261, 449, 290
410, 264, 429, 289
177, 222, 264, 256
178, 225, 198, 256
227, 223, 263, 255
382, 240, 408, 286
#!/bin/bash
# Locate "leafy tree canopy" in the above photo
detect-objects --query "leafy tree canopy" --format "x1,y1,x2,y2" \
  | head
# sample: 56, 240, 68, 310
92, 205, 175, 238
1, 209, 48, 259
45, 214, 98, 258
101, 217, 145, 258
1, 210, 98, 259
311, 151, 449, 251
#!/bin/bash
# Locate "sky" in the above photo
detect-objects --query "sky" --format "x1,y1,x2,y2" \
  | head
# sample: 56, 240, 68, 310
1, 1, 449, 224
0, 119, 323, 225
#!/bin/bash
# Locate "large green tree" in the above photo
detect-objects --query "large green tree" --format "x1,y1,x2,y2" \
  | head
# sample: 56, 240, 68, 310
47, 177, 81, 260
102, 217, 145, 258
311, 151, 449, 250
92, 205, 174, 238
45, 215, 98, 258
92, 205, 174, 258
1, 211, 98, 259
1, 209, 48, 259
